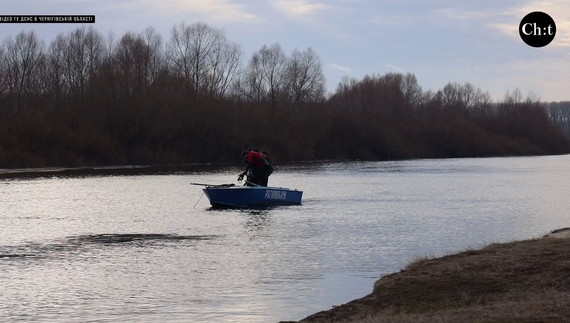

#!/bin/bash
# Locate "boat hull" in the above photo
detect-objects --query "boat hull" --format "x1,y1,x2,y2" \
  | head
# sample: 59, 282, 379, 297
203, 186, 303, 208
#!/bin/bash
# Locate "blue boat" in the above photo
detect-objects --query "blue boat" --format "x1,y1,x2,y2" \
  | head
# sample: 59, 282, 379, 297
192, 183, 303, 208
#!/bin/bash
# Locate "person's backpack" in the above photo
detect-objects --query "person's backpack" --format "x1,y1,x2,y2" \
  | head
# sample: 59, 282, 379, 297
263, 156, 273, 175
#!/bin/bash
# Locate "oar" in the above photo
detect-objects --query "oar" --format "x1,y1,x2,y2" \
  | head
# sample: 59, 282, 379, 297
244, 180, 260, 187
190, 182, 235, 187
190, 182, 215, 186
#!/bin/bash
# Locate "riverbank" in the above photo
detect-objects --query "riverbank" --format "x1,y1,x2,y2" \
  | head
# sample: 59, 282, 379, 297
0, 163, 230, 179
286, 228, 570, 323
0, 160, 345, 179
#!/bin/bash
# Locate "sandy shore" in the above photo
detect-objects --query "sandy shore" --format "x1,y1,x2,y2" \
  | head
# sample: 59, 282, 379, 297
282, 227, 570, 323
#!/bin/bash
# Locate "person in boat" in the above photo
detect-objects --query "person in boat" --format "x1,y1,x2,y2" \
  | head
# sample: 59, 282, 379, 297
238, 150, 269, 186
260, 150, 273, 186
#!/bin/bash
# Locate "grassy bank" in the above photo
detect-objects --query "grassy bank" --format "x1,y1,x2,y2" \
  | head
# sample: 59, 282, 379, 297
288, 228, 570, 323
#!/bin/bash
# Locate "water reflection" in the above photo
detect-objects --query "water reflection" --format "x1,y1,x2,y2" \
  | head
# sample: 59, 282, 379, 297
0, 234, 218, 260
244, 211, 272, 231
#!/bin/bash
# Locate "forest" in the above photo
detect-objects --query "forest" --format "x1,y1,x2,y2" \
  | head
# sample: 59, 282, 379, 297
1, 22, 569, 168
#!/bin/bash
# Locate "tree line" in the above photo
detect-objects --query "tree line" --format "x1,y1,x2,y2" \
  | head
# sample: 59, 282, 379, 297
0, 23, 569, 168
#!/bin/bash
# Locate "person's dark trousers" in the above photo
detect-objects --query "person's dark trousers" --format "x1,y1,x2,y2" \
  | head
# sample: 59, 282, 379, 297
259, 168, 271, 186
260, 177, 268, 186
249, 168, 265, 185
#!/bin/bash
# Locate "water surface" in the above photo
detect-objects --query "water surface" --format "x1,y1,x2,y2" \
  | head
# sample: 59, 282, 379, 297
1, 155, 569, 322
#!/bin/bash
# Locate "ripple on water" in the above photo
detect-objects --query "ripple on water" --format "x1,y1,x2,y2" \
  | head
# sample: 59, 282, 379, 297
0, 233, 219, 260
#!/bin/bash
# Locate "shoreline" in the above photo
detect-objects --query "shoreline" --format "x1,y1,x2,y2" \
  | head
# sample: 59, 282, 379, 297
3, 155, 570, 179
0, 160, 350, 179
283, 228, 570, 323
0, 163, 229, 179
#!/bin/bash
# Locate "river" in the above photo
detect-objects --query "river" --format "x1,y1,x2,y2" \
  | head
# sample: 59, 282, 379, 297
1, 155, 569, 322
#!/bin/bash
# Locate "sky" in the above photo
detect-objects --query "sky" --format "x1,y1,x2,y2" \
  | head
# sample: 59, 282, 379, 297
1, 0, 569, 102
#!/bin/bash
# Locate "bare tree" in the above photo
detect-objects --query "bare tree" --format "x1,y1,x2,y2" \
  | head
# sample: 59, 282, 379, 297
142, 27, 165, 86
400, 73, 422, 110
114, 29, 165, 97
471, 90, 493, 119
104, 27, 167, 102
285, 47, 325, 110
45, 35, 67, 107
51, 26, 105, 108
440, 82, 490, 116
206, 38, 242, 97
441, 82, 461, 111
547, 101, 570, 136
503, 88, 524, 105
329, 76, 362, 114
0, 30, 45, 118
167, 21, 241, 98
237, 43, 288, 110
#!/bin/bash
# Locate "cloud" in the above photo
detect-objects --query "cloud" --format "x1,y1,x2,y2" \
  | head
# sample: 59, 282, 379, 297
428, 6, 512, 31
273, 0, 327, 18
104, 0, 258, 23
431, 7, 490, 21
385, 64, 404, 72
426, 2, 569, 49
486, 22, 519, 39
484, 1, 570, 47
516, 0, 570, 47
328, 63, 351, 73
514, 0, 570, 16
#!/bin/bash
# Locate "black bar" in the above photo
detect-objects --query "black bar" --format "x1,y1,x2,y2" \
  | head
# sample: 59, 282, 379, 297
0, 15, 95, 23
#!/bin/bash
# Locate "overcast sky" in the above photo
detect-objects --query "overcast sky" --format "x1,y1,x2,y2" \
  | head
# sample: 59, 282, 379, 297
1, 0, 569, 102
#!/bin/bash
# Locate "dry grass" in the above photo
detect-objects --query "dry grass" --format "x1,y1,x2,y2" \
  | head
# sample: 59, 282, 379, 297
292, 229, 570, 323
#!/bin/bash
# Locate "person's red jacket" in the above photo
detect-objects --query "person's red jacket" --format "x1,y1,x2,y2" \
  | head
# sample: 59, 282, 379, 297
246, 151, 266, 168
